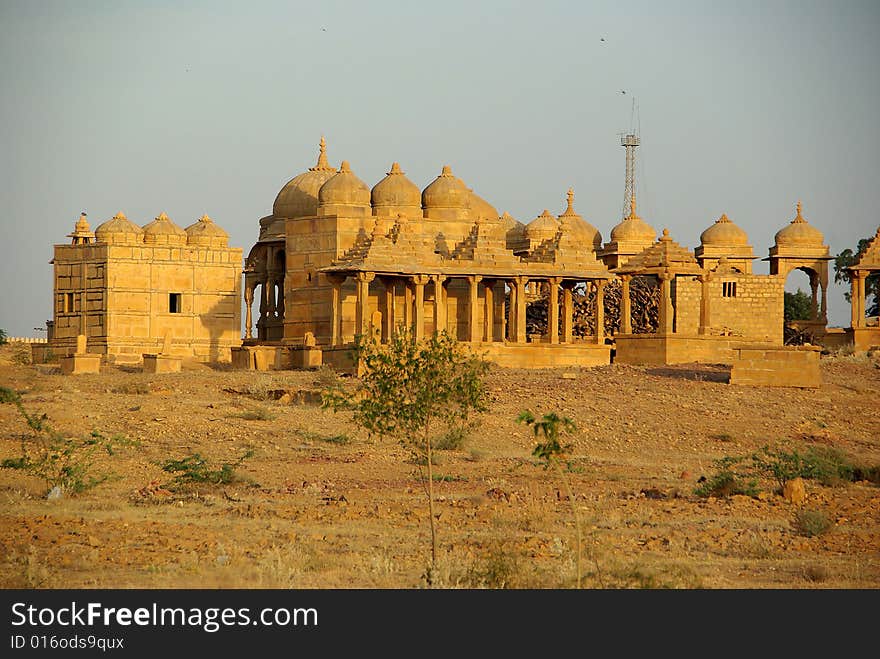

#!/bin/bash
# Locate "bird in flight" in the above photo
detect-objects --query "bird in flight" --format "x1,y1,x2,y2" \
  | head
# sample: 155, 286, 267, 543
600, 37, 606, 42
620, 90, 626, 94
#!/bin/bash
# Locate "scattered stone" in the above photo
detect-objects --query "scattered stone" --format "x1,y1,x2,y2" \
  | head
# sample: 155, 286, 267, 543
783, 477, 807, 504
47, 486, 63, 500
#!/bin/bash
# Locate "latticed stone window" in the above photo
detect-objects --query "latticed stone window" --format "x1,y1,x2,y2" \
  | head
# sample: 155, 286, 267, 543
722, 281, 737, 298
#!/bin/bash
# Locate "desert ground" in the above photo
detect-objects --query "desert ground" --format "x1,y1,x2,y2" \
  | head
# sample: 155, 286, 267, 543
0, 342, 878, 589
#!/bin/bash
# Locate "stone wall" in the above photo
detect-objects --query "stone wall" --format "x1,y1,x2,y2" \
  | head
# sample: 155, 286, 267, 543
729, 345, 822, 388
52, 242, 242, 362
675, 273, 784, 343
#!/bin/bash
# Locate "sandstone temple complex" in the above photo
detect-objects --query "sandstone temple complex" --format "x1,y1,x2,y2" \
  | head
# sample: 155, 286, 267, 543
43, 137, 880, 381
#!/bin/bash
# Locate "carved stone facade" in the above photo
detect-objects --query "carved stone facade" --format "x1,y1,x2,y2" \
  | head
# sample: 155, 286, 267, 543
242, 138, 850, 372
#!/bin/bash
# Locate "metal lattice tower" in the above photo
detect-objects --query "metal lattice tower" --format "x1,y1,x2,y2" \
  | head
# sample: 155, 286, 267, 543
620, 133, 640, 219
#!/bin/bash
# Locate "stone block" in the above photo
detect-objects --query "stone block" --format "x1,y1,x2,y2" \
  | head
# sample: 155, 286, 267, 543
142, 354, 182, 373
60, 353, 101, 375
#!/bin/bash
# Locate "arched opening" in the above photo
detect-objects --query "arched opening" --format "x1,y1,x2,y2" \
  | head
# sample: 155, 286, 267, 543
784, 267, 818, 344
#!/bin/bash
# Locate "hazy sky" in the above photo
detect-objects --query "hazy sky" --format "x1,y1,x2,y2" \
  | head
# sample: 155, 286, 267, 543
2, 0, 878, 337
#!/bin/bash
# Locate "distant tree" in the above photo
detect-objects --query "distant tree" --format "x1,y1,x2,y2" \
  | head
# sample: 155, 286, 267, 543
784, 289, 813, 322
0, 328, 7, 345
833, 237, 879, 317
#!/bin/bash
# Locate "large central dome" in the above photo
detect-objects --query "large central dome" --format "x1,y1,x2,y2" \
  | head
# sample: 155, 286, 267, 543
272, 137, 338, 220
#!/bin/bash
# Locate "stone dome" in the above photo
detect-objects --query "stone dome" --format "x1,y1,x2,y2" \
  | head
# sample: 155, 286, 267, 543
557, 189, 601, 249
774, 202, 825, 247
422, 165, 471, 210
700, 213, 749, 246
142, 212, 187, 245
272, 137, 338, 220
468, 189, 498, 221
610, 196, 656, 243
318, 160, 371, 207
185, 214, 229, 248
95, 211, 144, 245
525, 210, 560, 243
371, 162, 421, 209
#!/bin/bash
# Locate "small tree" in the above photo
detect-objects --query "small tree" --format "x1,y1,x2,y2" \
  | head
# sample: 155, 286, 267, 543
784, 288, 812, 321
0, 328, 7, 345
834, 237, 879, 316
518, 410, 591, 588
323, 329, 489, 582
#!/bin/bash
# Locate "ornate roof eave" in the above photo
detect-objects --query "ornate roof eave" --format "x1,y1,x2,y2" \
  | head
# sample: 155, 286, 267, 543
318, 262, 613, 280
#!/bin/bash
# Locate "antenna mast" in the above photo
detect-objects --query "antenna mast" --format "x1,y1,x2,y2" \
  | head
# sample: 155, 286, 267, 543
620, 132, 639, 220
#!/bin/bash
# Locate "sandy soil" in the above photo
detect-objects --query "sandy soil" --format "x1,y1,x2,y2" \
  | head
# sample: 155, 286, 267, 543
0, 342, 878, 589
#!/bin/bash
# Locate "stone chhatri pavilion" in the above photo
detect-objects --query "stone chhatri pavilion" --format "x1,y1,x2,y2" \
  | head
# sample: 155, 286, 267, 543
50, 211, 242, 363
239, 138, 848, 375
846, 226, 880, 351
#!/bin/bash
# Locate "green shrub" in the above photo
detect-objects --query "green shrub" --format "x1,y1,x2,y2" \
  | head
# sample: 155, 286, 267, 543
693, 464, 759, 498
793, 509, 833, 537
0, 328, 7, 345
753, 445, 856, 488
0, 386, 136, 495
160, 449, 254, 487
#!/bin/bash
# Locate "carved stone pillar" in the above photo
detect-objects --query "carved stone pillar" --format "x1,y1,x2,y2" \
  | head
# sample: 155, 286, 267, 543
412, 275, 430, 341
483, 280, 494, 343
328, 274, 346, 346
809, 272, 819, 321
382, 278, 395, 342
507, 281, 516, 341
515, 276, 528, 343
698, 273, 711, 335
432, 275, 447, 334
355, 272, 375, 337
468, 275, 483, 343
620, 275, 632, 335
266, 278, 275, 317
244, 283, 255, 339
275, 279, 285, 320
548, 277, 560, 344
404, 280, 413, 330
562, 283, 574, 343
658, 271, 673, 335
594, 280, 606, 344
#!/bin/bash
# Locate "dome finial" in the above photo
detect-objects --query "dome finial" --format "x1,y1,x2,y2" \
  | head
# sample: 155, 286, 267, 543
719, 213, 729, 223
389, 162, 402, 175
795, 200, 803, 221
661, 228, 670, 240
339, 160, 351, 173
566, 188, 574, 213
441, 165, 453, 176
311, 135, 334, 171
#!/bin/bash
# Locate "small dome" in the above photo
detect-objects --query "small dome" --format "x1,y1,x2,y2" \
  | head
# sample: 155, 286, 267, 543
95, 211, 144, 245
499, 211, 525, 235
272, 137, 338, 220
700, 213, 749, 246
422, 165, 471, 210
774, 202, 825, 247
525, 209, 560, 243
74, 212, 90, 233
468, 189, 498, 221
143, 212, 187, 245
185, 214, 229, 248
318, 161, 371, 207
557, 189, 601, 249
610, 196, 656, 243
371, 162, 421, 209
